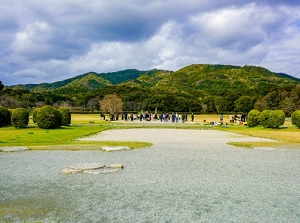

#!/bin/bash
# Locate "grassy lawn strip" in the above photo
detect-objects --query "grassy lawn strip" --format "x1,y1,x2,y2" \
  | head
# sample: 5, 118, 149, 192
0, 124, 152, 150
1, 113, 299, 150
30, 141, 152, 151
221, 125, 300, 149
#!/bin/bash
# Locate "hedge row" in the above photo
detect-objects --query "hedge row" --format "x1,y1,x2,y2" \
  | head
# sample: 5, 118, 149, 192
12, 108, 29, 128
0, 106, 71, 129
291, 110, 300, 128
0, 106, 11, 127
247, 109, 286, 128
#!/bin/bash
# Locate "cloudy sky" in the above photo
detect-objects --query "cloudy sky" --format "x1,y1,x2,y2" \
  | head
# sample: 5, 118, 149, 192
1, 0, 300, 85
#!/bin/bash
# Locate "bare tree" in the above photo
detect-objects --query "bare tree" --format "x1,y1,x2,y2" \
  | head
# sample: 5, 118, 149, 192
99, 94, 123, 114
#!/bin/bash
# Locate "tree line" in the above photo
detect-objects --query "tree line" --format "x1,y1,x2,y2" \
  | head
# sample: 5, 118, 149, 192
1, 81, 300, 116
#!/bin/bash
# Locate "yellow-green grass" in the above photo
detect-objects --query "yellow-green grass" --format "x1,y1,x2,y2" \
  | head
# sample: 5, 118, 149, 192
71, 113, 109, 124
0, 122, 151, 151
191, 114, 299, 149
1, 114, 299, 150
221, 124, 300, 149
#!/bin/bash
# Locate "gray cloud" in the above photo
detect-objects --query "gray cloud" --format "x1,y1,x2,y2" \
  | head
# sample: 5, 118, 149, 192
1, 0, 300, 85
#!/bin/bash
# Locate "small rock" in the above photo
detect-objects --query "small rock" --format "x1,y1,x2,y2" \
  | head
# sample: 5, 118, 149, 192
102, 146, 130, 152
61, 168, 83, 174
62, 163, 123, 175
0, 147, 29, 152
110, 164, 124, 169
253, 147, 275, 151
68, 163, 105, 170
83, 168, 119, 174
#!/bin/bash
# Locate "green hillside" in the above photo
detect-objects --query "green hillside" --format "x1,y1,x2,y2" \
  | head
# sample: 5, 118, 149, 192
52, 73, 113, 94
167, 64, 298, 96
11, 69, 152, 91
2, 64, 300, 114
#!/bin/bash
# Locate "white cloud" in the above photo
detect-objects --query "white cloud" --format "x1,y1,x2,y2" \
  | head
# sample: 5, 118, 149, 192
1, 0, 300, 85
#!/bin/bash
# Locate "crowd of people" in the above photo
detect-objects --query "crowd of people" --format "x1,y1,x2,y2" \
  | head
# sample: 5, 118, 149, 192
229, 113, 247, 123
101, 112, 195, 123
101, 112, 247, 124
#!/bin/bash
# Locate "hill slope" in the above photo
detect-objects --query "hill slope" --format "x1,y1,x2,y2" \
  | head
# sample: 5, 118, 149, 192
121, 64, 300, 97
8, 64, 300, 99
11, 69, 154, 91
3, 64, 300, 112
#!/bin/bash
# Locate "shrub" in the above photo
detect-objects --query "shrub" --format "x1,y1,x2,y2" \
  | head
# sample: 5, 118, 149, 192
268, 110, 285, 128
291, 110, 300, 128
36, 106, 62, 129
58, 107, 71, 126
12, 108, 29, 128
0, 106, 11, 127
247, 109, 261, 127
259, 110, 272, 128
32, 108, 41, 124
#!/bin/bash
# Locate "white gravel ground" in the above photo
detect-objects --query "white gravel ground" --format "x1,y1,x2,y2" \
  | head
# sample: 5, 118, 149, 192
1, 129, 299, 223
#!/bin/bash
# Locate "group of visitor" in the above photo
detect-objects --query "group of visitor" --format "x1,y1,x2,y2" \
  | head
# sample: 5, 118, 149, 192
101, 112, 195, 123
229, 113, 247, 123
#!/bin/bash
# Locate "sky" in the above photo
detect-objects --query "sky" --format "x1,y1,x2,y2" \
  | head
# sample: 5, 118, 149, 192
1, 0, 300, 85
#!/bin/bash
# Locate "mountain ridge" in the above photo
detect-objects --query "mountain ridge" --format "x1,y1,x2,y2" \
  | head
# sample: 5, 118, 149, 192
3, 64, 300, 113
7, 64, 300, 98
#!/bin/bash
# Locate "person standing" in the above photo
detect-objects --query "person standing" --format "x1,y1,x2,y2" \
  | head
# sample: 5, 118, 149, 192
220, 114, 223, 124
182, 113, 185, 123
191, 113, 194, 122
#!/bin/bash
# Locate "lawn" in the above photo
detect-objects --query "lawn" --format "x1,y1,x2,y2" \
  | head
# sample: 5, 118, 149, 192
0, 114, 299, 150
0, 115, 152, 150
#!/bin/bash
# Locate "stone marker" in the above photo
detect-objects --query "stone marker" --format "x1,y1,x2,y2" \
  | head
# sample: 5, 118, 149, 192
253, 147, 275, 151
110, 164, 124, 169
61, 168, 83, 174
0, 147, 29, 152
68, 163, 105, 170
102, 146, 130, 151
61, 163, 123, 175
83, 168, 119, 174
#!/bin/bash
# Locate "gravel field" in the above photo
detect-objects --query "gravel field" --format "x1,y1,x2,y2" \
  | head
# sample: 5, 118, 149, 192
1, 129, 300, 223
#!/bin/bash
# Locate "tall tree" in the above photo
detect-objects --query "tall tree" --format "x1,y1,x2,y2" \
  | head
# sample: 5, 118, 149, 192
99, 94, 123, 114
234, 96, 255, 113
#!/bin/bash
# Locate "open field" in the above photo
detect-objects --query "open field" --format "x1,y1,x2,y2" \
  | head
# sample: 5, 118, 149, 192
1, 128, 299, 222
0, 115, 152, 150
1, 114, 299, 222
0, 114, 299, 150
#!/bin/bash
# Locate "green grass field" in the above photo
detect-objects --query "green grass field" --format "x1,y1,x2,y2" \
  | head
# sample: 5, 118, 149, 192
0, 114, 299, 150
0, 115, 152, 150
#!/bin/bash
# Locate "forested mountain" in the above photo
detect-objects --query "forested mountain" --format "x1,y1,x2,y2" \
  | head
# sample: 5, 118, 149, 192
10, 69, 152, 91
1, 64, 300, 115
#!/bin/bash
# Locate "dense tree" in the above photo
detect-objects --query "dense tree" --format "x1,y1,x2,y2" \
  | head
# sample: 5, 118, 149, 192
254, 98, 267, 112
290, 85, 300, 109
202, 96, 216, 113
36, 106, 62, 129
11, 108, 29, 128
32, 108, 41, 123
234, 96, 255, 113
279, 97, 296, 116
58, 107, 71, 125
247, 109, 261, 127
268, 110, 285, 128
291, 110, 300, 128
214, 96, 223, 113
86, 97, 100, 111
0, 106, 11, 126
259, 110, 272, 128
0, 81, 4, 91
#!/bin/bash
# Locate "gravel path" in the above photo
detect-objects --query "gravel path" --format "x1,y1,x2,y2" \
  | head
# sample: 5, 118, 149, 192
1, 129, 299, 223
